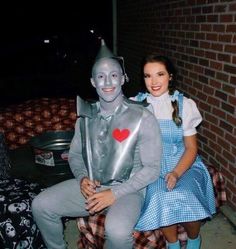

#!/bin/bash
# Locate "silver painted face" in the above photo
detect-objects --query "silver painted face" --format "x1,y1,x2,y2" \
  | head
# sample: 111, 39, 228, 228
91, 58, 124, 103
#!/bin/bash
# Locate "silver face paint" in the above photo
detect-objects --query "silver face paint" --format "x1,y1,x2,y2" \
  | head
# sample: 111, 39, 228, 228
91, 58, 124, 103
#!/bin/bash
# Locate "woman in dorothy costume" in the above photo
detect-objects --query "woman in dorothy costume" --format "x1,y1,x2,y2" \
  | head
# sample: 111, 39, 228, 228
131, 55, 216, 249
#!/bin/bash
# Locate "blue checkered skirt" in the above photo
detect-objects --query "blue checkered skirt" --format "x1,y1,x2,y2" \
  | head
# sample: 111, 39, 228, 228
135, 105, 216, 231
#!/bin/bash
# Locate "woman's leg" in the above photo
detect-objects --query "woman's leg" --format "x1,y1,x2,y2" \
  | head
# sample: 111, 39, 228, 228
161, 225, 180, 249
161, 225, 178, 243
182, 221, 202, 249
182, 220, 201, 239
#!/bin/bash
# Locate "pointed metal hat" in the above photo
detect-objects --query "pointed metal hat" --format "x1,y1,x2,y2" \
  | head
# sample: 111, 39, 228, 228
95, 39, 129, 82
95, 39, 115, 60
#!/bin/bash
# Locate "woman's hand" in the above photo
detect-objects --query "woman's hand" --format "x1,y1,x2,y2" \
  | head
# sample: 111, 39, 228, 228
85, 189, 116, 214
165, 171, 179, 191
80, 177, 100, 199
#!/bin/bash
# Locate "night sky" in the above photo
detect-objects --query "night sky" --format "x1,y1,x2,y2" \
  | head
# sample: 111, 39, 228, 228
0, 1, 113, 105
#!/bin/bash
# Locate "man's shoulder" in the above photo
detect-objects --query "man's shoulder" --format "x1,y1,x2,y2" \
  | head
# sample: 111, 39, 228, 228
123, 97, 154, 117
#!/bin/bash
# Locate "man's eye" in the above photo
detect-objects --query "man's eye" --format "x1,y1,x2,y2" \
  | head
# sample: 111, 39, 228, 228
112, 73, 118, 78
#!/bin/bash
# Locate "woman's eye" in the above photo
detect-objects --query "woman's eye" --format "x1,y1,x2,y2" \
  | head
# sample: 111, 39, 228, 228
112, 73, 118, 78
144, 74, 150, 78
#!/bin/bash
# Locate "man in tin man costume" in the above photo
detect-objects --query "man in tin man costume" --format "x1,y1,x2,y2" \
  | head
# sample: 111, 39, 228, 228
32, 39, 162, 249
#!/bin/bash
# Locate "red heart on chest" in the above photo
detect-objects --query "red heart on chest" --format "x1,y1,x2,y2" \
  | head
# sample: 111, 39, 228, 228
112, 128, 130, 142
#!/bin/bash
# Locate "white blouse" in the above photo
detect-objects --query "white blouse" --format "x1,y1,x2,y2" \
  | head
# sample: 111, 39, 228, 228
145, 91, 202, 136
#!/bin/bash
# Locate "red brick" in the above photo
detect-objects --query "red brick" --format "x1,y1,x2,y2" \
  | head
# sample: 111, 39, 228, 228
226, 24, 236, 33
203, 85, 214, 95
200, 41, 211, 49
210, 124, 224, 136
218, 53, 231, 62
220, 14, 233, 22
219, 34, 232, 43
225, 132, 236, 146
229, 3, 236, 11
217, 137, 231, 152
206, 33, 218, 41
207, 96, 220, 106
221, 102, 234, 114
209, 141, 222, 153
226, 114, 236, 126
225, 45, 236, 53
213, 24, 225, 32
216, 72, 229, 82
221, 168, 234, 182
205, 113, 219, 125
214, 154, 227, 168
210, 61, 223, 70
212, 107, 226, 119
230, 76, 236, 85
226, 180, 236, 194
224, 64, 236, 74
214, 4, 227, 13
229, 96, 236, 106
207, 15, 218, 22
223, 150, 235, 163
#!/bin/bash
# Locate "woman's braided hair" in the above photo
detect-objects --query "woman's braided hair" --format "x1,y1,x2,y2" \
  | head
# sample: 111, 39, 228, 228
142, 55, 182, 126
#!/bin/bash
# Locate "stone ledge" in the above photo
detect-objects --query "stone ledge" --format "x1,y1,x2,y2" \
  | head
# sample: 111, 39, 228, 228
220, 204, 236, 228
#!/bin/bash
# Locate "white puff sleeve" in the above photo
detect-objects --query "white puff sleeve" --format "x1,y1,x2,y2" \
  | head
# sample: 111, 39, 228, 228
182, 97, 203, 136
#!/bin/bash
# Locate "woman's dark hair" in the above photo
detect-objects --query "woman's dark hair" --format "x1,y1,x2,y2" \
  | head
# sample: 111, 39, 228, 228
142, 55, 182, 126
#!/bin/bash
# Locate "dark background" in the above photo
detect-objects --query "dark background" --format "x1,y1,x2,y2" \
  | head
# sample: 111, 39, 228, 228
0, 1, 113, 106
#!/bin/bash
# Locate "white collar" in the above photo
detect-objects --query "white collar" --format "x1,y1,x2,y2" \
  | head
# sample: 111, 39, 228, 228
147, 91, 170, 103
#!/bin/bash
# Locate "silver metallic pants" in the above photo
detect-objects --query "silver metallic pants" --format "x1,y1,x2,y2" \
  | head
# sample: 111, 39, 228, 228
32, 179, 143, 249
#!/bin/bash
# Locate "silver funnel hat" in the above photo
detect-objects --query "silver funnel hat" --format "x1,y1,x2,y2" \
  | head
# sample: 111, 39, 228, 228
95, 39, 129, 82
95, 39, 115, 60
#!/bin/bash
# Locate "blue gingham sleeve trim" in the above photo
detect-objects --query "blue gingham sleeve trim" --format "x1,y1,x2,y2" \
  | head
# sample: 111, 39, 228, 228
131, 92, 149, 102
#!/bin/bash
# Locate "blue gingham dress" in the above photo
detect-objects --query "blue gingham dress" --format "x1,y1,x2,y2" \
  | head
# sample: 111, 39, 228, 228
135, 93, 216, 231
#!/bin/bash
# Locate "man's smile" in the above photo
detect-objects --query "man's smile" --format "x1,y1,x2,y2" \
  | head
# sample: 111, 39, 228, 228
102, 87, 116, 92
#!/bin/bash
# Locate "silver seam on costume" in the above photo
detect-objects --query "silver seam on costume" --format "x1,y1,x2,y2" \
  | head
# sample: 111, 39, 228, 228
85, 117, 93, 181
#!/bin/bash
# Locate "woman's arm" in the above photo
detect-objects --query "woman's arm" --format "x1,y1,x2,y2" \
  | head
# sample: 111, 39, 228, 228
165, 134, 198, 191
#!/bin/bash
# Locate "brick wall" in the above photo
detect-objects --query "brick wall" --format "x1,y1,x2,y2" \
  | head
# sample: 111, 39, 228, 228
116, 0, 236, 210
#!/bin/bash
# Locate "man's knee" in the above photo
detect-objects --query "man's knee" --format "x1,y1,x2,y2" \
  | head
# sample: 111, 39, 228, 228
105, 218, 133, 242
31, 193, 51, 217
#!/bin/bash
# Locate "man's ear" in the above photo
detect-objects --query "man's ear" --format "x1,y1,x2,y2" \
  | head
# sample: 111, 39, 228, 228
90, 78, 96, 88
121, 75, 125, 86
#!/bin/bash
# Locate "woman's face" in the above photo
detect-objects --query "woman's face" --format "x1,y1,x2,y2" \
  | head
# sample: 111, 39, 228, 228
144, 62, 172, 97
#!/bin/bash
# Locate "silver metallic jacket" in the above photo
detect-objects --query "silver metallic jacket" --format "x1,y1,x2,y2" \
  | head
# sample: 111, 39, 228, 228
77, 96, 147, 185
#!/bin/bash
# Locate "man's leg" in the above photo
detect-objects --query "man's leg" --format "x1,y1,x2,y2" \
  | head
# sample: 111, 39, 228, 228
104, 192, 143, 249
32, 179, 89, 249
